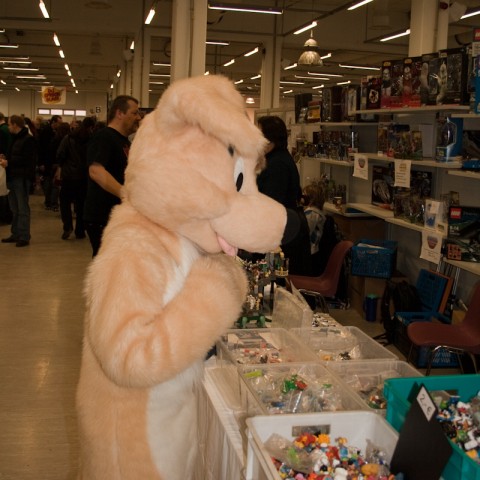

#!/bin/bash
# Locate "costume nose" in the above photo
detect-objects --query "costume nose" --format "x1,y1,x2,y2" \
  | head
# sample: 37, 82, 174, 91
281, 208, 300, 245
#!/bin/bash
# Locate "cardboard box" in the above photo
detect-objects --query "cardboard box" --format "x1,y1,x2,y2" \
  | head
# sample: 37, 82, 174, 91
402, 56, 423, 107
371, 164, 394, 209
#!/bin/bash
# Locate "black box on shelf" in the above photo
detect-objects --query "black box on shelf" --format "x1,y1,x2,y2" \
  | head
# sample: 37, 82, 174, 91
294, 93, 312, 123
445, 206, 480, 262
322, 86, 343, 122
427, 54, 443, 105
381, 59, 404, 108
440, 46, 469, 105
402, 56, 423, 107
366, 76, 381, 109
371, 164, 394, 209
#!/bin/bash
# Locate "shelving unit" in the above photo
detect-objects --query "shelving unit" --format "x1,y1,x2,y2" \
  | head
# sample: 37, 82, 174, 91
356, 106, 470, 115
447, 170, 480, 179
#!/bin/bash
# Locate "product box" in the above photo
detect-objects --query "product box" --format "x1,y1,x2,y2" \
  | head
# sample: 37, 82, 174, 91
380, 60, 403, 108
371, 164, 394, 209
439, 46, 469, 105
245, 412, 399, 480
420, 52, 436, 105
436, 115, 463, 162
402, 56, 423, 107
384, 375, 480, 480
366, 76, 381, 109
445, 205, 480, 262
306, 100, 321, 123
321, 86, 343, 122
427, 54, 443, 105
345, 85, 360, 120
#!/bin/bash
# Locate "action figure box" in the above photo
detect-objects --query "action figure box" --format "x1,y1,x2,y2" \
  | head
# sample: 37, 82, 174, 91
321, 86, 343, 122
427, 54, 444, 105
380, 60, 403, 108
439, 46, 469, 105
345, 86, 360, 120
402, 56, 423, 107
436, 115, 463, 162
366, 76, 381, 109
306, 100, 321, 123
371, 164, 394, 209
389, 127, 423, 160
445, 205, 480, 262
419, 53, 436, 105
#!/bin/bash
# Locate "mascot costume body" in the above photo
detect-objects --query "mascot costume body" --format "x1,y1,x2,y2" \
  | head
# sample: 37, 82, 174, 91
76, 75, 290, 479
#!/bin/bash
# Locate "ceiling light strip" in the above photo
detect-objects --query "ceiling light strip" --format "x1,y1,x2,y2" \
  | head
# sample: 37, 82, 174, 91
347, 0, 373, 11
339, 64, 380, 70
207, 3, 283, 15
294, 21, 317, 35
380, 29, 410, 42
244, 47, 258, 57
39, 0, 50, 19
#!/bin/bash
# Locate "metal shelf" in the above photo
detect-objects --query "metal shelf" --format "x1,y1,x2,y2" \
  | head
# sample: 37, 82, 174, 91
356, 105, 470, 115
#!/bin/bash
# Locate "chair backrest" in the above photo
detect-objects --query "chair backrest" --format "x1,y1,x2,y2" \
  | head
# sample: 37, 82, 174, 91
463, 283, 480, 329
319, 239, 353, 296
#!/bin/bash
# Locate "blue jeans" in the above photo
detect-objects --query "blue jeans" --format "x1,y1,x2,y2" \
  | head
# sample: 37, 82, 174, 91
7, 177, 31, 241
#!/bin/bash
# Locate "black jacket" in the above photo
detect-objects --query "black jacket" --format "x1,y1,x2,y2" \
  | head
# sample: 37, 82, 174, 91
7, 127, 37, 181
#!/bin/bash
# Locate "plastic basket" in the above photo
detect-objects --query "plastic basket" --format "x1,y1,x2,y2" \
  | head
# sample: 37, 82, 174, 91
290, 325, 398, 363
326, 359, 422, 414
245, 412, 399, 480
351, 239, 398, 279
216, 328, 318, 366
384, 375, 480, 480
238, 362, 367, 417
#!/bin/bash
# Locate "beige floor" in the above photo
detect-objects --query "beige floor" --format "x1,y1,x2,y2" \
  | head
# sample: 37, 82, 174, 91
0, 193, 462, 479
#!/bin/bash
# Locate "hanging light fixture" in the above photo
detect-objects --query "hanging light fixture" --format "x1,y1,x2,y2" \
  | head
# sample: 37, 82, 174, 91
298, 31, 323, 66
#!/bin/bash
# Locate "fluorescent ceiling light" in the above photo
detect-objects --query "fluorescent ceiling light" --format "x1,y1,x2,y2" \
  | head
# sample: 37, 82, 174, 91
116, 69, 121, 78
39, 0, 50, 18
283, 90, 293, 94
337, 80, 351, 85
295, 75, 330, 81
339, 64, 380, 70
380, 29, 410, 42
0, 80, 6, 84
59, 50, 65, 58
244, 47, 258, 57
145, 4, 156, 25
223, 59, 235, 67
149, 73, 170, 77
280, 81, 304, 85
53, 33, 60, 46
204, 71, 210, 75
149, 81, 164, 84
75, 90, 78, 94
110, 83, 113, 89
284, 63, 297, 70
461, 9, 480, 19
0, 60, 31, 64
308, 72, 343, 77
15, 87, 20, 91
3, 67, 39, 71
16, 75, 46, 79
348, 0, 373, 11
0, 44, 19, 49
312, 85, 324, 89
234, 79, 243, 84
130, 40, 135, 50
67, 70, 72, 76
152, 62, 171, 67
206, 40, 230, 45
208, 3, 283, 15
321, 53, 332, 60
250, 74, 261, 79
294, 21, 317, 35
245, 97, 255, 104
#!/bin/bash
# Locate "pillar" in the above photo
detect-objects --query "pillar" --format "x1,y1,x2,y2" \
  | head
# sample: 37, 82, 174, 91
191, 0, 207, 76
171, 1, 191, 82
409, 0, 437, 56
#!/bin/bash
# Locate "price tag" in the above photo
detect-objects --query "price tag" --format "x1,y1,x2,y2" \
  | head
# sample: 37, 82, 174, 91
416, 385, 436, 421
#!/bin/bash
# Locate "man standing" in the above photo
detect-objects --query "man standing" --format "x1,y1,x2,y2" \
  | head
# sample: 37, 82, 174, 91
83, 95, 141, 256
0, 112, 12, 155
0, 115, 37, 247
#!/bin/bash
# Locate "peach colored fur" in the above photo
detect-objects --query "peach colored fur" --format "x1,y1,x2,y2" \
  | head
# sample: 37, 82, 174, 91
76, 75, 288, 479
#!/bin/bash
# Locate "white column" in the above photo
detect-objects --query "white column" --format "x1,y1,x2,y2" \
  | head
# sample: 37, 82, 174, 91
409, 0, 437, 57
132, 30, 144, 100
436, 6, 449, 51
260, 36, 282, 109
171, 0, 191, 82
191, 0, 207, 77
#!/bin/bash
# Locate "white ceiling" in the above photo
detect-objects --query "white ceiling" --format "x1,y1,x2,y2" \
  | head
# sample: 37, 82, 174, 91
1, 0, 479, 104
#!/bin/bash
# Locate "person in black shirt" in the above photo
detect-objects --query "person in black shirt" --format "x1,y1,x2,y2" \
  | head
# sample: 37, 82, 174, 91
257, 115, 311, 275
83, 95, 141, 256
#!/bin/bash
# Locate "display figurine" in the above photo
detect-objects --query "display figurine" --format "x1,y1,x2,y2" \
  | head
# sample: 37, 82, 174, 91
76, 75, 290, 479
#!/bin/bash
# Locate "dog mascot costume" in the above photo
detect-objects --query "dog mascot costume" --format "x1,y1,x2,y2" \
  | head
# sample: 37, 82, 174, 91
76, 75, 291, 479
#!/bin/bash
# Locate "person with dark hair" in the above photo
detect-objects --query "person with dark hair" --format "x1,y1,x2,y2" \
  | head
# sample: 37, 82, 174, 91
257, 115, 311, 275
0, 115, 37, 247
55, 116, 96, 240
83, 95, 141, 256
48, 121, 71, 211
0, 112, 12, 156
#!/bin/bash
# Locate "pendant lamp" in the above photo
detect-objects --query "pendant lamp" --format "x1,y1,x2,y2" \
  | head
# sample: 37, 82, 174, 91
298, 32, 323, 66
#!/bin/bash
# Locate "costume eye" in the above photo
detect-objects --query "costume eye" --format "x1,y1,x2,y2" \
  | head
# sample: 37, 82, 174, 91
228, 145, 234, 157
233, 157, 244, 192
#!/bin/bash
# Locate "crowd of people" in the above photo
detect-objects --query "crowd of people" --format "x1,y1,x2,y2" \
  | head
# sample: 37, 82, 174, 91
0, 95, 142, 254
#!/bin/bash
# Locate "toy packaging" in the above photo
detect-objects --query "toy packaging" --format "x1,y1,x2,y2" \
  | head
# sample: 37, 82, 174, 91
380, 60, 403, 108
366, 76, 382, 109
445, 205, 480, 262
322, 86, 343, 122
436, 115, 464, 162
402, 56, 423, 107
427, 54, 445, 105
371, 164, 394, 209
439, 46, 469, 105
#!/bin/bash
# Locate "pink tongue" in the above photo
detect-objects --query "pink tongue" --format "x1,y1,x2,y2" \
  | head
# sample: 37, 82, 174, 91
217, 235, 238, 257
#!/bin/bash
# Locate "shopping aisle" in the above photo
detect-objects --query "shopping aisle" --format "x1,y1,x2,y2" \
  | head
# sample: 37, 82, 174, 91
0, 193, 91, 480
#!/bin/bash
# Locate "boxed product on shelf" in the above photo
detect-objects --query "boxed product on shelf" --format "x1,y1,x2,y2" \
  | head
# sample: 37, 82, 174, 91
325, 359, 422, 414
366, 76, 382, 109
345, 85, 360, 120
402, 56, 423, 107
216, 328, 318, 366
380, 59, 404, 108
290, 325, 398, 362
439, 46, 469, 105
321, 86, 343, 122
245, 411, 399, 480
306, 100, 321, 123
351, 238, 398, 279
436, 115, 464, 162
427, 54, 444, 105
384, 374, 480, 480
238, 362, 367, 416
371, 164, 394, 209
445, 205, 480, 262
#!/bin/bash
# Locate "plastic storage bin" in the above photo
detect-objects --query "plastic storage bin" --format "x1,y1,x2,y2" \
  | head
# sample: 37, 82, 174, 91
216, 328, 318, 366
290, 325, 398, 363
351, 239, 398, 279
384, 374, 480, 480
271, 286, 313, 330
326, 359, 422, 414
245, 411, 399, 480
238, 362, 367, 417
